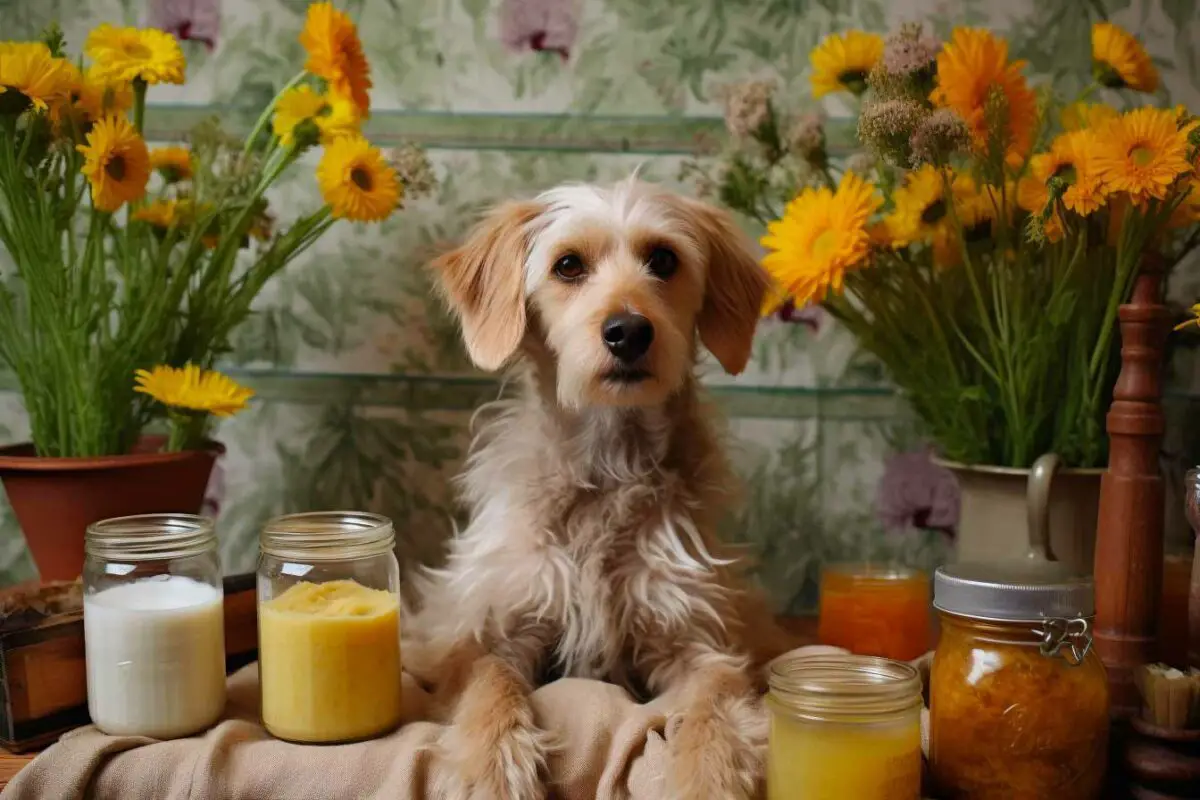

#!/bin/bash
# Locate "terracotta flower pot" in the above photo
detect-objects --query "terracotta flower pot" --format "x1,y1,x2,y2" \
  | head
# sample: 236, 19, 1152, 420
934, 453, 1103, 574
0, 436, 223, 581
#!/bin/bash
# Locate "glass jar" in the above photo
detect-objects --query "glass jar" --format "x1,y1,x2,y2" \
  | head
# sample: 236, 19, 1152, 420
818, 564, 932, 661
256, 511, 402, 743
929, 561, 1109, 799
83, 514, 225, 739
767, 652, 923, 800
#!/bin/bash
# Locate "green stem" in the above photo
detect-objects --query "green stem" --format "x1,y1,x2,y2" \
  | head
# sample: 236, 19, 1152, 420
242, 70, 306, 157
132, 79, 147, 135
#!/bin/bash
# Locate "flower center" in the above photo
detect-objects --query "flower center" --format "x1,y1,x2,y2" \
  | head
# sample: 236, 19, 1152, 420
1130, 146, 1155, 167
921, 199, 947, 225
105, 155, 126, 182
837, 70, 869, 96
120, 41, 153, 60
1052, 163, 1078, 185
350, 166, 373, 191
811, 229, 839, 260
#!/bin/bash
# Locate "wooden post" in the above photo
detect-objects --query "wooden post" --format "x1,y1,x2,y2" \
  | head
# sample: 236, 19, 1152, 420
1094, 252, 1171, 718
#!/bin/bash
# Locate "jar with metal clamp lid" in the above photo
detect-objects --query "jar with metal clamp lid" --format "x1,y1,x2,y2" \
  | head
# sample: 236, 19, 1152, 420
929, 561, 1109, 799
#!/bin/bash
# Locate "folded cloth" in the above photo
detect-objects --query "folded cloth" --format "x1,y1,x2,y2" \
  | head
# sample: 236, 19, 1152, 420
3, 645, 922, 799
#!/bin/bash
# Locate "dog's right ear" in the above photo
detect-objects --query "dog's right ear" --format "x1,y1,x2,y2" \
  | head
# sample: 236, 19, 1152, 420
431, 201, 542, 371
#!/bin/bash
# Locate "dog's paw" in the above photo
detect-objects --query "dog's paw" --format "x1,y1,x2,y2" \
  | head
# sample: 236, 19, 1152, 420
665, 696, 766, 800
432, 712, 551, 800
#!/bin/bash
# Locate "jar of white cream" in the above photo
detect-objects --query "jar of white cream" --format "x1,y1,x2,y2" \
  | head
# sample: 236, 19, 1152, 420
83, 514, 225, 739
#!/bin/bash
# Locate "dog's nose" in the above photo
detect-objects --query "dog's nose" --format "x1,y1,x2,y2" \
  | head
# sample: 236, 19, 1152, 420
601, 312, 654, 363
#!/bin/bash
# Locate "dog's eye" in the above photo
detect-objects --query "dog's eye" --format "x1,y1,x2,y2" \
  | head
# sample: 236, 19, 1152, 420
646, 247, 678, 280
552, 254, 587, 282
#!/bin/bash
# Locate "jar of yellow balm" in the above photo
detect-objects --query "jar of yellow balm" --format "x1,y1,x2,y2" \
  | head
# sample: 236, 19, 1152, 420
257, 511, 402, 743
767, 652, 923, 800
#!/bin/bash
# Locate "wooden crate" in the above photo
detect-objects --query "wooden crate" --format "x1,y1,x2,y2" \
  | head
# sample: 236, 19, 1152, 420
0, 574, 258, 752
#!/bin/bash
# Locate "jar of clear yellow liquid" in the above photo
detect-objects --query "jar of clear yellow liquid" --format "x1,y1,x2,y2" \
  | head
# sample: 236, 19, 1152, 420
767, 653, 923, 800
257, 511, 402, 743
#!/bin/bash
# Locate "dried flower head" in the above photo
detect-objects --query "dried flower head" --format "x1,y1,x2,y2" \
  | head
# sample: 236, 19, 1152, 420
721, 79, 775, 140
383, 142, 437, 200
858, 97, 926, 166
882, 23, 940, 82
787, 112, 827, 166
909, 107, 970, 167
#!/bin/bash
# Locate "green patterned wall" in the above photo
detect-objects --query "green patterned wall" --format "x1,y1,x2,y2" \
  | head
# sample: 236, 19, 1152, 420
1, 0, 1198, 612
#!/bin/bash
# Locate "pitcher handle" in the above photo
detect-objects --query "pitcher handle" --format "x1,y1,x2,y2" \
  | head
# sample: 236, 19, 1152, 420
1026, 453, 1061, 562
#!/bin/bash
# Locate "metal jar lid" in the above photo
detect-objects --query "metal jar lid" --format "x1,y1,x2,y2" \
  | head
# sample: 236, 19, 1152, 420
933, 560, 1094, 622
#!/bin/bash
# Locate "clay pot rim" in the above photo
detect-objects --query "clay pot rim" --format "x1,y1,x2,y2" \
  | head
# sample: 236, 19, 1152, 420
0, 437, 224, 473
931, 455, 1105, 477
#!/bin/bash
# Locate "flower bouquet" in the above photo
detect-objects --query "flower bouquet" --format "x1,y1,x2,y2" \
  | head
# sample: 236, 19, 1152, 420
0, 4, 426, 578
695, 22, 1199, 471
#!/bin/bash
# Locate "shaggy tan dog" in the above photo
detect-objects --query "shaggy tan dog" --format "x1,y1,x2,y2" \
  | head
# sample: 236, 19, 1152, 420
406, 178, 800, 800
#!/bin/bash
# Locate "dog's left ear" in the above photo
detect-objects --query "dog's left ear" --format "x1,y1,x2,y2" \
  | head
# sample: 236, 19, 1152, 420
687, 200, 770, 375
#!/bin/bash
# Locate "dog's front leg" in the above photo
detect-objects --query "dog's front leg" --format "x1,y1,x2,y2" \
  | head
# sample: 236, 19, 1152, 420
652, 648, 766, 800
431, 636, 552, 800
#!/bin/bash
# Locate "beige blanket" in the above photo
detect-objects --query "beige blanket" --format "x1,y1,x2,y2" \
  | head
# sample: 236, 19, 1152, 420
3, 645, 854, 800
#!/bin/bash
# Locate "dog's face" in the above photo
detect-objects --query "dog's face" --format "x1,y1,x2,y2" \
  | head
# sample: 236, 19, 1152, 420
432, 179, 770, 409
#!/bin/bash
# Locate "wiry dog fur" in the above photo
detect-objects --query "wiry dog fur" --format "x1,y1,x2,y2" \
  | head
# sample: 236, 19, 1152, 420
406, 177, 802, 800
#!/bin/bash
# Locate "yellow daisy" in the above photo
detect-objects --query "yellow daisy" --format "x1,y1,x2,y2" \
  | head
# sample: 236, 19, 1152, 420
299, 2, 372, 116
271, 84, 361, 147
132, 198, 181, 229
1093, 107, 1197, 204
316, 136, 401, 222
1167, 179, 1200, 229
1021, 130, 1108, 216
85, 24, 185, 85
134, 364, 254, 417
77, 114, 150, 212
149, 146, 192, 182
1091, 22, 1158, 93
0, 42, 73, 113
760, 172, 881, 306
932, 27, 1038, 163
810, 31, 883, 98
1061, 102, 1118, 132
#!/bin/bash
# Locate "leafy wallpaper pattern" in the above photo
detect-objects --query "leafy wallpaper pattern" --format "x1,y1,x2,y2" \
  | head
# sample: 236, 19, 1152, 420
1, 0, 1198, 613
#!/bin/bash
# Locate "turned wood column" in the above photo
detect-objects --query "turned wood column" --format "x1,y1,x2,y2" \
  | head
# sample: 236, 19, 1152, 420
1094, 253, 1171, 718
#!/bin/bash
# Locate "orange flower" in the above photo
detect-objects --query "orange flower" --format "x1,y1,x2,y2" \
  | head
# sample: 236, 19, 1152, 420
299, 2, 372, 116
932, 28, 1037, 164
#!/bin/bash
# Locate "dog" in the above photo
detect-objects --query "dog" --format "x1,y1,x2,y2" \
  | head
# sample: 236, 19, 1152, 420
405, 177, 802, 800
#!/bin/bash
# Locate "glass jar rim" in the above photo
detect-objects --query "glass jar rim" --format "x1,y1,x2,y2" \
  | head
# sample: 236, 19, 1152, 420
767, 653, 922, 722
86, 514, 217, 561
822, 562, 927, 581
260, 511, 395, 561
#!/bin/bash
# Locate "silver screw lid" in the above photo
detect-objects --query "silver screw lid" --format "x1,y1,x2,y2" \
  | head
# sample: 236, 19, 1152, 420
933, 560, 1094, 622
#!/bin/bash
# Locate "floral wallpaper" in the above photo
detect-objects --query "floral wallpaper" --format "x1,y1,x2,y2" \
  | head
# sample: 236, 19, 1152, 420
1, 0, 1198, 613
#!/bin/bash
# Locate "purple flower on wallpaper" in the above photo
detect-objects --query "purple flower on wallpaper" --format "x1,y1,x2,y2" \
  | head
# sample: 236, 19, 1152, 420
775, 300, 825, 333
202, 456, 225, 518
499, 0, 579, 61
876, 448, 959, 536
149, 0, 221, 50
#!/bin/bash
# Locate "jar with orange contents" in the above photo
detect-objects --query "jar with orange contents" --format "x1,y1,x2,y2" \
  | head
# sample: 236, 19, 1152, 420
929, 561, 1109, 799
817, 564, 931, 661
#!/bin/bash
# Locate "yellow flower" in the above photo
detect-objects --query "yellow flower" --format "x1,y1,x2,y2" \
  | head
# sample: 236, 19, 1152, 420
134, 364, 254, 417
932, 28, 1037, 163
299, 2, 372, 115
1021, 130, 1108, 218
885, 165, 945, 247
316, 136, 400, 222
85, 24, 185, 85
1176, 303, 1200, 332
885, 166, 984, 267
0, 42, 73, 113
132, 198, 180, 229
149, 145, 192, 182
1093, 107, 1197, 204
271, 84, 361, 147
77, 114, 150, 212
810, 31, 883, 98
1167, 179, 1200, 229
760, 172, 881, 307
1061, 102, 1118, 132
1091, 22, 1158, 93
